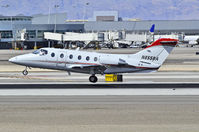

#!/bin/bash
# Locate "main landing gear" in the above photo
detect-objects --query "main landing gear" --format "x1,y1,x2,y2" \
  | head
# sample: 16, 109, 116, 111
89, 75, 98, 83
22, 67, 30, 76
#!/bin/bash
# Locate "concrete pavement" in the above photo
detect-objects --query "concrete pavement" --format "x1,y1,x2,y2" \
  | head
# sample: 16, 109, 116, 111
0, 96, 198, 132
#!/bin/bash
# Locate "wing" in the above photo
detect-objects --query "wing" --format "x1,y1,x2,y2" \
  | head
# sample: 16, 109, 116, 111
66, 64, 106, 74
66, 63, 102, 69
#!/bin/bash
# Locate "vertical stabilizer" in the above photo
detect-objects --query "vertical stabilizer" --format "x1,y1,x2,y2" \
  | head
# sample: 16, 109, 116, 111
150, 24, 155, 34
133, 38, 178, 66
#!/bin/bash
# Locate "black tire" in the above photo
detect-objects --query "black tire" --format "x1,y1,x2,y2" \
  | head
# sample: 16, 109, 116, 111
89, 76, 98, 83
22, 70, 28, 76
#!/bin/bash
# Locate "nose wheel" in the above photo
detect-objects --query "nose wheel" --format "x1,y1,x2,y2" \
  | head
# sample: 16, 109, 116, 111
22, 70, 28, 76
89, 75, 98, 83
22, 67, 29, 76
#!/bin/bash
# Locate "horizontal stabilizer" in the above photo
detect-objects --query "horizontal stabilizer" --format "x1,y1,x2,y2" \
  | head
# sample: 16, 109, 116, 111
146, 38, 178, 49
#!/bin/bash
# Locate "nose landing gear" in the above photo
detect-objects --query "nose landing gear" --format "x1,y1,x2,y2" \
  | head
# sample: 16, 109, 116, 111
22, 69, 28, 76
22, 67, 30, 76
89, 75, 98, 83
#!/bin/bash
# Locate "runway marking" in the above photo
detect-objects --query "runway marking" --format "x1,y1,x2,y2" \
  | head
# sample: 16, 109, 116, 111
0, 88, 199, 96
0, 83, 199, 88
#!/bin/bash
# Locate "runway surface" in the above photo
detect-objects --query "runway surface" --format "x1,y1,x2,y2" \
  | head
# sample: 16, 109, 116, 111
0, 71, 199, 96
0, 71, 198, 131
0, 95, 199, 132
1, 71, 199, 83
0, 95, 198, 104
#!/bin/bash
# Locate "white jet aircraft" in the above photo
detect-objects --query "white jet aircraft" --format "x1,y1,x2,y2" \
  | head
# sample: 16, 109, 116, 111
9, 38, 178, 83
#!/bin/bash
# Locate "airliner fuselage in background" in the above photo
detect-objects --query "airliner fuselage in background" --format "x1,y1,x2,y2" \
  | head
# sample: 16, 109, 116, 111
9, 38, 178, 83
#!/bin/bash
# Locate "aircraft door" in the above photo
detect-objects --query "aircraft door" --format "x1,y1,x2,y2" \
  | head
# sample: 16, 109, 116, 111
57, 51, 67, 69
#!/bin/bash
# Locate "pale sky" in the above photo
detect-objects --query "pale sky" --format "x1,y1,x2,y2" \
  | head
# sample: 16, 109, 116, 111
0, 0, 199, 20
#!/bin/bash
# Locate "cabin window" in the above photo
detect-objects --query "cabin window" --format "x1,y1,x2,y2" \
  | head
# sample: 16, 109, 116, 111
94, 57, 98, 61
86, 56, 90, 61
51, 53, 55, 57
78, 55, 82, 60
69, 54, 73, 59
60, 53, 64, 58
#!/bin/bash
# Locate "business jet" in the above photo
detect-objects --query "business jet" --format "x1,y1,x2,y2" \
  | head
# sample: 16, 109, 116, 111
9, 38, 178, 83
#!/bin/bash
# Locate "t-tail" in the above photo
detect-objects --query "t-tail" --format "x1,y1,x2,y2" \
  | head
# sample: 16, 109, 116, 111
133, 38, 178, 69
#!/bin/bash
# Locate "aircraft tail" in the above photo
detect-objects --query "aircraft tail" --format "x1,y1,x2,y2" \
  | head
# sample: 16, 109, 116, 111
149, 24, 155, 34
148, 24, 155, 42
133, 38, 178, 67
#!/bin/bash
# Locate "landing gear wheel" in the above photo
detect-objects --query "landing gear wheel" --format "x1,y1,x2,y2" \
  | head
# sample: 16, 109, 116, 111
89, 75, 98, 83
22, 70, 28, 76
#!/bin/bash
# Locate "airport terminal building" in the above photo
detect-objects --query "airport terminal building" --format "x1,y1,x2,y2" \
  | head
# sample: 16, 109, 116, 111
1, 11, 199, 49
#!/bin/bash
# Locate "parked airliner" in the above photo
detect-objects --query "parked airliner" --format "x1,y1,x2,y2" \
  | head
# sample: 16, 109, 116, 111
9, 38, 178, 83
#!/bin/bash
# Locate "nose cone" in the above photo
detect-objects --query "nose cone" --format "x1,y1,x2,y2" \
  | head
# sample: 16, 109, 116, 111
9, 57, 17, 63
9, 54, 36, 67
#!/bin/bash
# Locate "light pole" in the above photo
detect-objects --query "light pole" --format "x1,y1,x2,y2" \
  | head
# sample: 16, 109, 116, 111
54, 4, 59, 33
2, 5, 12, 30
2, 4, 14, 48
83, 2, 89, 21
48, 0, 51, 24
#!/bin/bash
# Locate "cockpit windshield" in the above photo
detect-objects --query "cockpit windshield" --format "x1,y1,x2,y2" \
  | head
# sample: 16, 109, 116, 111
32, 49, 48, 56
32, 49, 40, 54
